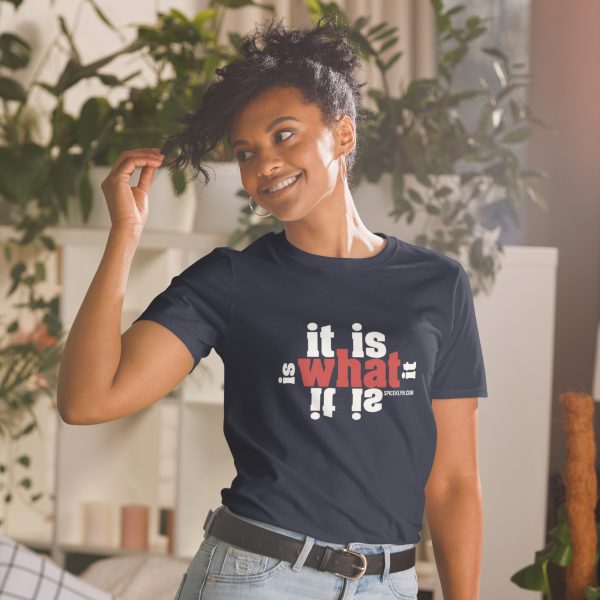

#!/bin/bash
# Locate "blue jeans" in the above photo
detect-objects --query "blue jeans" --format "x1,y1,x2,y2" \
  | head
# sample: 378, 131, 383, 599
175, 504, 419, 599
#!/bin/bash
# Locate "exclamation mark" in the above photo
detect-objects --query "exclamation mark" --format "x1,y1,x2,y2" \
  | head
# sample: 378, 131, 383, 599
351, 388, 363, 420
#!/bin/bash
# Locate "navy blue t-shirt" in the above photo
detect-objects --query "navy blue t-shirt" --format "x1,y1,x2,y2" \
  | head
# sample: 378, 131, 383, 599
133, 230, 488, 544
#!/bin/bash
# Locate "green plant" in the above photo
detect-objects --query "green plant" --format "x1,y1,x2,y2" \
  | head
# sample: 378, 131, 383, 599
0, 5, 144, 231
511, 502, 600, 599
357, 0, 551, 294
0, 0, 273, 525
228, 0, 551, 295
0, 0, 148, 525
91, 1, 274, 197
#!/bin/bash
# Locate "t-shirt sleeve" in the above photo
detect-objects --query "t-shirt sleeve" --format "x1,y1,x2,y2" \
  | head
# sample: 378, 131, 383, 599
131, 247, 234, 374
430, 262, 488, 399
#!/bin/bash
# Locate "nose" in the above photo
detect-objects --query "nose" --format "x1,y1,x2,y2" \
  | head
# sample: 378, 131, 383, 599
255, 149, 284, 179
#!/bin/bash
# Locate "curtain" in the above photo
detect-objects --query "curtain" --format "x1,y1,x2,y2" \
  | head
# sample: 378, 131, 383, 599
214, 0, 436, 108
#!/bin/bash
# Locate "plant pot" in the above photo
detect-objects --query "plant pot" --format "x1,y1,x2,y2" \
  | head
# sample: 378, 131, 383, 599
193, 160, 245, 234
58, 165, 197, 233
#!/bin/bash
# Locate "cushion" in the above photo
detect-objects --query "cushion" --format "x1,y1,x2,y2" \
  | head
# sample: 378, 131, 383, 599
79, 554, 188, 600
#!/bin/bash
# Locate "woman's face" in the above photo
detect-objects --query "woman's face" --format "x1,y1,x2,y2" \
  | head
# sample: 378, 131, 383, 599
228, 85, 353, 221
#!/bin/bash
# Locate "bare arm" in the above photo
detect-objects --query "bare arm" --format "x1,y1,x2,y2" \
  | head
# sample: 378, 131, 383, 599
56, 148, 195, 425
424, 397, 482, 599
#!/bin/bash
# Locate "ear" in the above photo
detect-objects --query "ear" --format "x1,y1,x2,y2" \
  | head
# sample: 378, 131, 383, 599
334, 114, 355, 161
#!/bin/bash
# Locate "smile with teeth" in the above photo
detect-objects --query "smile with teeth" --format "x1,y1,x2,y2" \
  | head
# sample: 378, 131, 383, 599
262, 173, 301, 194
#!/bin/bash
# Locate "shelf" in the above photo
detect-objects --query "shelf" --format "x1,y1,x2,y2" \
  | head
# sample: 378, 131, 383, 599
181, 396, 223, 405
14, 536, 173, 560
58, 541, 172, 558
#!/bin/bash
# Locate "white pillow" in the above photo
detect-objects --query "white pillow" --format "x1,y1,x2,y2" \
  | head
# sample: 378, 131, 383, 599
79, 554, 188, 600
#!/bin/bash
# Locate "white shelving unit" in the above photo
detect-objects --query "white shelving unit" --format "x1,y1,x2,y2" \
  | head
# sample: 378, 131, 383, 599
0, 224, 558, 600
0, 226, 233, 568
53, 226, 233, 565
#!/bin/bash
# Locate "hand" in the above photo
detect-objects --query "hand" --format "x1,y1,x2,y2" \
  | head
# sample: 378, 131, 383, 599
100, 147, 165, 231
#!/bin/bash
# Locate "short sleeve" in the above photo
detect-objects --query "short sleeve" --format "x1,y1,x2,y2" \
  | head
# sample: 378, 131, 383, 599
132, 247, 235, 374
430, 263, 488, 399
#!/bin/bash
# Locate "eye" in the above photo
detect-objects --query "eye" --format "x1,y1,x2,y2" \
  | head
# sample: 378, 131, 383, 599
236, 129, 295, 162
275, 129, 294, 143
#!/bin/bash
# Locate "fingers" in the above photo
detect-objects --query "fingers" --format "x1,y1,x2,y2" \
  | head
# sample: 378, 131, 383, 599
137, 163, 160, 193
110, 148, 164, 178
101, 148, 165, 201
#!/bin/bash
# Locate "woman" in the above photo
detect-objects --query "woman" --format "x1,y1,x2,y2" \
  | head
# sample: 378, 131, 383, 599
57, 16, 487, 600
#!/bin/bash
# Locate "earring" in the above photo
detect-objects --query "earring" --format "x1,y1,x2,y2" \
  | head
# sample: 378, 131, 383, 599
340, 155, 347, 182
248, 196, 272, 218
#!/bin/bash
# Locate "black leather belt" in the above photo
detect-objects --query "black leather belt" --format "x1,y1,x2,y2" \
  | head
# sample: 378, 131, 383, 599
202, 507, 416, 580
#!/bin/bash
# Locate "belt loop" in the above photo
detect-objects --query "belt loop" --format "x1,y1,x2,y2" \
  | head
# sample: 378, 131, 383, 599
381, 544, 391, 583
292, 535, 315, 572
203, 505, 224, 534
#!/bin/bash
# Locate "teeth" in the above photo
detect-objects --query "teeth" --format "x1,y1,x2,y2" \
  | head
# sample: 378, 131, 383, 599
265, 174, 300, 193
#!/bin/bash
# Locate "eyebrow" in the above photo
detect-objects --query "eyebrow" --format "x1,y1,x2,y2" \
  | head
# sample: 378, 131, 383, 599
230, 115, 301, 150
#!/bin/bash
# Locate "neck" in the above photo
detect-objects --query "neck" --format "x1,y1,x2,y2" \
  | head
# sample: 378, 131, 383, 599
283, 177, 386, 259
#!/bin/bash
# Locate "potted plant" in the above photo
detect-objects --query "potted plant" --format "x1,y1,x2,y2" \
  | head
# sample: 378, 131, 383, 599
125, 2, 277, 236
226, 0, 551, 296
50, 7, 206, 232
511, 502, 600, 599
0, 0, 274, 525
62, 6, 237, 232
0, 0, 147, 525
50, 2, 271, 232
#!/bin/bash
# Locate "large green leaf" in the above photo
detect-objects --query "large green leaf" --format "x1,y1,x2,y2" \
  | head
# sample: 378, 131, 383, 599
0, 32, 31, 69
0, 75, 26, 102
77, 97, 112, 150
510, 560, 550, 593
49, 153, 81, 216
50, 40, 144, 96
501, 127, 532, 144
0, 144, 47, 203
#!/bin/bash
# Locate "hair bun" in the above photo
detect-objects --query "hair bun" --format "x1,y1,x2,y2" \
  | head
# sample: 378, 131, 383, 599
243, 17, 360, 82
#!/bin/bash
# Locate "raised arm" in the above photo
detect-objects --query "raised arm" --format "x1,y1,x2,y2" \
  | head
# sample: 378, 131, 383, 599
56, 148, 195, 425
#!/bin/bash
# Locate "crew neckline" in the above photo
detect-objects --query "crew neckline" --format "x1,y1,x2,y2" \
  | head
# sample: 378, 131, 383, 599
272, 229, 397, 270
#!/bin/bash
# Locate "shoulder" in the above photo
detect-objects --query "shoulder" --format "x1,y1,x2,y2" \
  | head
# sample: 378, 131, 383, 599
395, 236, 465, 281
175, 232, 275, 287
176, 245, 238, 293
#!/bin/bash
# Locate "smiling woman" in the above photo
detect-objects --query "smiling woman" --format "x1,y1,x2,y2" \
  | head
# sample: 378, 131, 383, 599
226, 83, 360, 223
160, 17, 365, 191
160, 15, 373, 246
140, 13, 488, 600
68, 13, 489, 600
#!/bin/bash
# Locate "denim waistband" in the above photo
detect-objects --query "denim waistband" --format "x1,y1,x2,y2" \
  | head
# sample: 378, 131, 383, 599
212, 504, 416, 554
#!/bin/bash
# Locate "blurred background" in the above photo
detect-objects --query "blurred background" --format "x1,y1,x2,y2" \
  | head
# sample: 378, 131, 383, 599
0, 1, 598, 599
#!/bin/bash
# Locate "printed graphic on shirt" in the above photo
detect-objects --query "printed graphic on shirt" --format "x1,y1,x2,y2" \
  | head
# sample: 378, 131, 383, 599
277, 322, 416, 420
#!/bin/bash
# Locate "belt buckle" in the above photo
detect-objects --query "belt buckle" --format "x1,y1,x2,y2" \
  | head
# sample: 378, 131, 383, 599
334, 548, 368, 580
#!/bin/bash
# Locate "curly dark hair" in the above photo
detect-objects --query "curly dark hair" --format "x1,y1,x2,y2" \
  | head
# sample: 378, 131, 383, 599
160, 15, 367, 189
